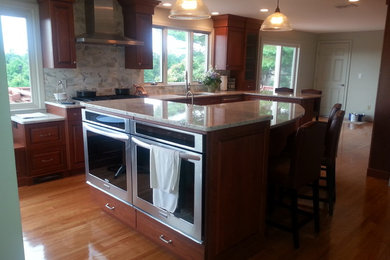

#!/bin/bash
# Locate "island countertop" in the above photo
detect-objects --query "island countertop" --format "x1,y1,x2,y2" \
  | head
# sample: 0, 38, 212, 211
81, 97, 304, 132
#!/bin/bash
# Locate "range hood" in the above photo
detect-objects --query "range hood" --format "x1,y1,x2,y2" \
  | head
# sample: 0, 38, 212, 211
76, 0, 143, 46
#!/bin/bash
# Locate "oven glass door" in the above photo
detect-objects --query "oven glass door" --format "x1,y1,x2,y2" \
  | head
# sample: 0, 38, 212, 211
131, 136, 203, 243
83, 122, 132, 203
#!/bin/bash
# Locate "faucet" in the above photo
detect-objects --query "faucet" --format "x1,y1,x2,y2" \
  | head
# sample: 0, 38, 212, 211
185, 71, 194, 105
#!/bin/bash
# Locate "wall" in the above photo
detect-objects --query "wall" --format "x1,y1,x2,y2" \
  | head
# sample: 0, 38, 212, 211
259, 30, 319, 93
318, 31, 384, 120
0, 25, 25, 260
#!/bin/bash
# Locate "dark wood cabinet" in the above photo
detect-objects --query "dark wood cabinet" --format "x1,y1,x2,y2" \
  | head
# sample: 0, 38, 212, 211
367, 2, 390, 179
212, 15, 246, 71
212, 15, 262, 90
38, 0, 76, 68
46, 104, 85, 173
12, 120, 67, 185
118, 0, 160, 69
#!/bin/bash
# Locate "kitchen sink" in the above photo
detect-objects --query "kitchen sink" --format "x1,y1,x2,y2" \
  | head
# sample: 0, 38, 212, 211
174, 92, 214, 96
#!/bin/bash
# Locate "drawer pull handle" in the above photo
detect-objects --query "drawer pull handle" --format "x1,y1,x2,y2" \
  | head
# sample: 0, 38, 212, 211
40, 133, 52, 137
159, 235, 172, 244
105, 203, 115, 210
41, 158, 54, 163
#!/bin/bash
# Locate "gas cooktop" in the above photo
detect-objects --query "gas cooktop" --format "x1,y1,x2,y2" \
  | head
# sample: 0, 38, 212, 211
73, 94, 143, 102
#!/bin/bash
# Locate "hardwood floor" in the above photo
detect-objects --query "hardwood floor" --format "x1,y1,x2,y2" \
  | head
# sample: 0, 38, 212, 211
18, 121, 390, 259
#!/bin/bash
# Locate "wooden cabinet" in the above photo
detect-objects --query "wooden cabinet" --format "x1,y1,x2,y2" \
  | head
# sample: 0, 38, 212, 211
368, 2, 390, 179
90, 187, 136, 228
212, 15, 246, 71
212, 15, 262, 91
46, 104, 85, 173
38, 0, 76, 68
12, 120, 67, 185
118, 0, 160, 69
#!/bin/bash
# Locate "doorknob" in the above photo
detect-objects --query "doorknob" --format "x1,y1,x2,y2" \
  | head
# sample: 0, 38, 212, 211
340, 84, 345, 86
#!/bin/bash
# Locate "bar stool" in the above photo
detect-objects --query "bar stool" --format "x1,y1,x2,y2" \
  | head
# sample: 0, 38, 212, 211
301, 89, 322, 121
275, 87, 294, 94
267, 121, 326, 248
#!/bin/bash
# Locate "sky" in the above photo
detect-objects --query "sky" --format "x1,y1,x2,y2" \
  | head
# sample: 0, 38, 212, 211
1, 15, 29, 55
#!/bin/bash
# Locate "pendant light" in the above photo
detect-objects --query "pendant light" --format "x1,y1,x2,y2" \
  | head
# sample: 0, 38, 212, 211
169, 0, 211, 20
260, 0, 292, 31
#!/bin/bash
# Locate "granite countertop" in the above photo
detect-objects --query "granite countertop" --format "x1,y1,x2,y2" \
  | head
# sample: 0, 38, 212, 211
11, 112, 65, 124
81, 98, 304, 132
149, 90, 321, 101
45, 101, 84, 109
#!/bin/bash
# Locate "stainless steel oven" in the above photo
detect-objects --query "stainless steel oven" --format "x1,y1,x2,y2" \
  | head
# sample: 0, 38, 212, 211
131, 120, 204, 243
82, 109, 132, 203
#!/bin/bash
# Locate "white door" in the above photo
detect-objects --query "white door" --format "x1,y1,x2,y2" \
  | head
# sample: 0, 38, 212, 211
314, 41, 351, 116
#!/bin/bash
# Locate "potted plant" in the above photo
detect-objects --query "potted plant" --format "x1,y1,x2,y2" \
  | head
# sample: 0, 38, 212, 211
202, 69, 222, 93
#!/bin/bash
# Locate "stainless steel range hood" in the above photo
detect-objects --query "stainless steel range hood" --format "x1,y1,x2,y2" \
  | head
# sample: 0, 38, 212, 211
76, 0, 143, 46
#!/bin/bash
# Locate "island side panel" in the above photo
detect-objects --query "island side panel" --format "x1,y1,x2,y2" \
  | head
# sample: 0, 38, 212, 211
204, 120, 270, 259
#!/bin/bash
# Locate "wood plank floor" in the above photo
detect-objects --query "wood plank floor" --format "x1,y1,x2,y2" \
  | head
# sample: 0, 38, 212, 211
18, 121, 390, 259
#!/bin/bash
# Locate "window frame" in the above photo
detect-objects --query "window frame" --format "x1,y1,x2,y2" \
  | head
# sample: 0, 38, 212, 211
260, 41, 300, 92
0, 0, 45, 112
144, 26, 210, 86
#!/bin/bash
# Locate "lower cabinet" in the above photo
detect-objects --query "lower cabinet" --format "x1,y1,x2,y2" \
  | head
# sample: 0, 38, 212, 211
12, 120, 67, 185
90, 187, 204, 260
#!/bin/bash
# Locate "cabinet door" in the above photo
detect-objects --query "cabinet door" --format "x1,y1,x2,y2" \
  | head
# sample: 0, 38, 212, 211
226, 28, 245, 70
68, 122, 85, 169
51, 1, 76, 68
125, 14, 153, 69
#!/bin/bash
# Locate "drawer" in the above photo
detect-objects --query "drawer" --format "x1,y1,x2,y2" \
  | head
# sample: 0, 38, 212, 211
137, 211, 204, 260
29, 124, 63, 144
90, 187, 136, 228
66, 108, 82, 121
29, 147, 66, 176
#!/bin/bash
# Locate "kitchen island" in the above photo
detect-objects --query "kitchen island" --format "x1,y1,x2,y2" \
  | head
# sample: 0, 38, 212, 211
82, 97, 304, 260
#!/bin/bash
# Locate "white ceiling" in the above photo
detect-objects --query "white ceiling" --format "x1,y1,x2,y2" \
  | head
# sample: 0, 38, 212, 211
159, 0, 388, 33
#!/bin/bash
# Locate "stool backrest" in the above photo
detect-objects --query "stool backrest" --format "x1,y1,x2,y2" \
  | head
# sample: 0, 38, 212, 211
291, 121, 326, 188
325, 110, 345, 162
327, 103, 342, 131
275, 88, 294, 94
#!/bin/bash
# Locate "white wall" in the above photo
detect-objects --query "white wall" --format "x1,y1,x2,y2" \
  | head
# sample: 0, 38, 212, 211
0, 25, 25, 260
259, 30, 319, 93
318, 31, 384, 120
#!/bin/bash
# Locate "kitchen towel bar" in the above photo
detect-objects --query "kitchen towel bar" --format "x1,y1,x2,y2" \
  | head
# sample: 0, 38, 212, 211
131, 137, 201, 161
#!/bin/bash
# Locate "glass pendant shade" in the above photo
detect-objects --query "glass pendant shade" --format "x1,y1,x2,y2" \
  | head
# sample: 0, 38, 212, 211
260, 1, 292, 31
169, 0, 211, 20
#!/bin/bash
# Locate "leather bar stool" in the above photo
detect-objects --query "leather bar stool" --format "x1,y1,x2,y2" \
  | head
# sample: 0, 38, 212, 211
275, 87, 294, 94
301, 89, 322, 121
267, 121, 326, 248
321, 109, 345, 215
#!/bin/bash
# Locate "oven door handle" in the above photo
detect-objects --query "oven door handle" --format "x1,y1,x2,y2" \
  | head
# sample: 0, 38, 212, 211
131, 136, 200, 161
84, 123, 129, 141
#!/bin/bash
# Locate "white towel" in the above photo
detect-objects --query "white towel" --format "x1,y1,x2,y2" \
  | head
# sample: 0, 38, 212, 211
150, 145, 181, 213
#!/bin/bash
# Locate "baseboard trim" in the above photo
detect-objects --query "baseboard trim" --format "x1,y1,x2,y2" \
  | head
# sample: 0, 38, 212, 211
367, 168, 390, 179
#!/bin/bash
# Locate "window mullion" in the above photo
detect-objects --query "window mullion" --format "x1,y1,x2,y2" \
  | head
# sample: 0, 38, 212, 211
188, 32, 193, 83
162, 28, 168, 85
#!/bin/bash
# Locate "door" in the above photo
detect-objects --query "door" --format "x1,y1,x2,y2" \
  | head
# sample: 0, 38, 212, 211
314, 41, 351, 116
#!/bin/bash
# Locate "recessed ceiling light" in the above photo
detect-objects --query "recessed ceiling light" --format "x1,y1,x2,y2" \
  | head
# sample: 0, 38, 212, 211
348, 0, 359, 2
162, 2, 172, 7
211, 11, 220, 15
260, 8, 269, 12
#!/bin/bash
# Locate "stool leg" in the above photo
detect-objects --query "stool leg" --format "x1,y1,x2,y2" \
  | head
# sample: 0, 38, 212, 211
326, 165, 334, 216
312, 179, 320, 233
290, 190, 299, 248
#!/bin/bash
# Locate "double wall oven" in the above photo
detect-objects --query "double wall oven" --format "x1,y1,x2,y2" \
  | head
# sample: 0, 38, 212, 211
82, 109, 205, 243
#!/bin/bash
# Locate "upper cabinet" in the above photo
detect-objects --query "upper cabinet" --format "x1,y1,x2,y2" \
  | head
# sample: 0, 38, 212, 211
212, 15, 246, 71
38, 0, 76, 68
119, 0, 160, 69
212, 15, 262, 90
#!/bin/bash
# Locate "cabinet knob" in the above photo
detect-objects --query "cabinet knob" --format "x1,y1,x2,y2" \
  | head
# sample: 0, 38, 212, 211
73, 60, 77, 64
138, 62, 142, 66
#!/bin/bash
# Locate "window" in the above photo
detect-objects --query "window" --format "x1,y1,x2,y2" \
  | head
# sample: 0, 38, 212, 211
260, 43, 298, 93
0, 0, 44, 111
144, 27, 209, 85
